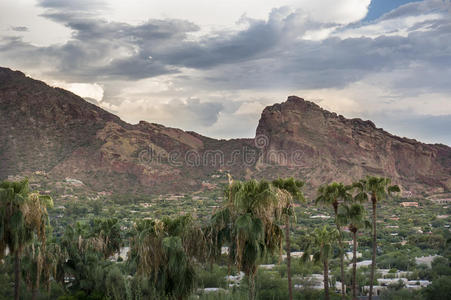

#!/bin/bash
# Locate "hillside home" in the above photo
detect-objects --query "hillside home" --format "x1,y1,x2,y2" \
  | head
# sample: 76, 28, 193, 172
400, 202, 419, 207
429, 198, 451, 204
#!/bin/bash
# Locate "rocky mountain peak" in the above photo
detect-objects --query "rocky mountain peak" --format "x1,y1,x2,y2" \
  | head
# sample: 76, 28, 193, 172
255, 96, 451, 195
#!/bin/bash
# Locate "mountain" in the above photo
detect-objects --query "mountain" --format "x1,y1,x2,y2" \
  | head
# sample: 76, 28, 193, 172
255, 97, 451, 195
1, 67, 450, 196
0, 67, 256, 194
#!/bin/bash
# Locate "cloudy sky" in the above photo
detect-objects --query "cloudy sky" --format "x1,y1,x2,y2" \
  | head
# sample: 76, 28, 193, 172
1, 0, 450, 145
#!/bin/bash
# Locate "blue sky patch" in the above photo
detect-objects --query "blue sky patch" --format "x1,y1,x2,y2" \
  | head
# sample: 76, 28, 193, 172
363, 0, 423, 21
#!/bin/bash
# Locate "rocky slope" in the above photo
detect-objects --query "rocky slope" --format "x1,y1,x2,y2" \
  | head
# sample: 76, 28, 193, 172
255, 96, 451, 195
0, 67, 450, 196
0, 67, 256, 194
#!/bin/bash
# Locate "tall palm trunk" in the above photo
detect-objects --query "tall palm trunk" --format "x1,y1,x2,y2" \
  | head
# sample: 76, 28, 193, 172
32, 259, 41, 300
323, 260, 330, 300
352, 229, 357, 300
369, 195, 377, 300
285, 214, 293, 300
31, 283, 38, 300
248, 272, 256, 300
334, 204, 346, 299
227, 262, 231, 290
14, 253, 20, 300
336, 227, 346, 299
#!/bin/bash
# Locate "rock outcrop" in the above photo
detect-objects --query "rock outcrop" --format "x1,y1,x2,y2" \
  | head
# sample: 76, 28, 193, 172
255, 96, 451, 195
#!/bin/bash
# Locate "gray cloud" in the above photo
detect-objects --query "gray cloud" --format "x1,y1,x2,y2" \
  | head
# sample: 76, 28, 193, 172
0, 13, 199, 81
120, 98, 224, 130
11, 26, 28, 32
38, 0, 107, 11
172, 29, 451, 93
1, 1, 449, 91
168, 98, 224, 127
366, 111, 451, 145
155, 8, 333, 70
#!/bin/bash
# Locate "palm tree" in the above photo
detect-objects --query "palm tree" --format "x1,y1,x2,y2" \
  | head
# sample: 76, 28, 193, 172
338, 203, 369, 300
90, 218, 122, 259
0, 179, 29, 300
58, 223, 105, 293
130, 215, 207, 300
46, 242, 67, 289
316, 182, 352, 299
210, 179, 284, 300
272, 177, 305, 300
24, 191, 53, 300
22, 242, 40, 299
22, 239, 58, 300
353, 176, 400, 300
301, 225, 339, 300
0, 179, 53, 300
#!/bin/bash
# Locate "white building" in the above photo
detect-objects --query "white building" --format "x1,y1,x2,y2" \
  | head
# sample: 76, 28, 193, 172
225, 271, 245, 287
348, 260, 372, 269
378, 269, 413, 278
344, 251, 362, 260
110, 246, 130, 261
310, 215, 330, 219
416, 255, 440, 268
259, 264, 276, 270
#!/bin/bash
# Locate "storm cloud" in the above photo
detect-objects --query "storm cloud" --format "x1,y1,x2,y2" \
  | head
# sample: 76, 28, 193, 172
0, 0, 450, 144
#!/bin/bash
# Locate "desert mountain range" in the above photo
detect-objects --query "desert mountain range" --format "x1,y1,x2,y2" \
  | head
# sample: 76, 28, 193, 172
1, 67, 450, 196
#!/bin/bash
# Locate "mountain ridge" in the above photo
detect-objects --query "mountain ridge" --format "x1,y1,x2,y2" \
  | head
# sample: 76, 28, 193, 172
1, 67, 450, 196
256, 95, 451, 195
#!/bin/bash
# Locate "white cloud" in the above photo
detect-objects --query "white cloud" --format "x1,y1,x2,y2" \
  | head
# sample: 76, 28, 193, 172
293, 0, 371, 24
335, 13, 443, 38
50, 81, 104, 101
104, 0, 370, 29
234, 101, 266, 115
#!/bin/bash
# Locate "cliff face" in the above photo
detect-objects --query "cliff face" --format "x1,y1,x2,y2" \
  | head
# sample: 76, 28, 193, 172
255, 96, 451, 195
1, 68, 450, 196
0, 68, 119, 177
0, 67, 255, 194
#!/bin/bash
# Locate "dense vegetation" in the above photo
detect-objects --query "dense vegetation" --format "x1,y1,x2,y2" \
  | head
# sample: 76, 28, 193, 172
1, 176, 450, 300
